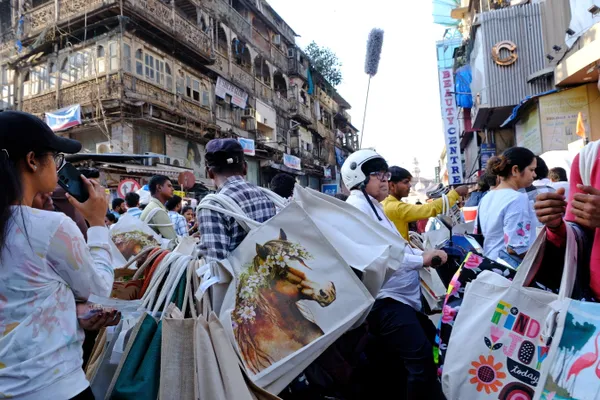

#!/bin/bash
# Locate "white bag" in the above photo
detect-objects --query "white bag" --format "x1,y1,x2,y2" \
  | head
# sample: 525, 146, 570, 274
196, 198, 374, 394
442, 228, 577, 400
291, 185, 407, 298
420, 267, 446, 311
110, 213, 162, 260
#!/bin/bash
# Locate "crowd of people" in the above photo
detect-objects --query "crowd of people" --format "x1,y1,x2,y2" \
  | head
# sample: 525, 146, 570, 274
1, 109, 599, 400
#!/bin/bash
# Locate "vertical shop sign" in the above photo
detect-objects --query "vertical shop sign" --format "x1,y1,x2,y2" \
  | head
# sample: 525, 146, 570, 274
439, 68, 464, 185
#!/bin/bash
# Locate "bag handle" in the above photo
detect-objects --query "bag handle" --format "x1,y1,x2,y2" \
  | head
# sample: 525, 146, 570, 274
197, 197, 262, 231
512, 224, 578, 300
142, 207, 175, 228
258, 186, 287, 209
132, 247, 163, 280
141, 251, 179, 310
152, 254, 191, 316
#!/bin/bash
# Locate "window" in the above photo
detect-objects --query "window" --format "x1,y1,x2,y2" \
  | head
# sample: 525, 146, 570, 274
135, 49, 143, 75
186, 76, 192, 98
97, 45, 106, 74
145, 53, 155, 80
109, 42, 118, 71
123, 43, 131, 73
192, 79, 200, 102
155, 59, 164, 85
201, 83, 209, 107
1, 66, 14, 108
60, 58, 69, 86
80, 51, 92, 78
49, 62, 57, 89
176, 70, 184, 95
165, 63, 173, 91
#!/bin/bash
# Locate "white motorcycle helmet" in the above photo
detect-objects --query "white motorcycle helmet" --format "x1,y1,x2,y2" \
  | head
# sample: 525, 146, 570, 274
341, 149, 385, 190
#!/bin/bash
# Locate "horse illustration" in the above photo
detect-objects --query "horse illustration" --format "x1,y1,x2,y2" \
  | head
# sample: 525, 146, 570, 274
233, 229, 337, 375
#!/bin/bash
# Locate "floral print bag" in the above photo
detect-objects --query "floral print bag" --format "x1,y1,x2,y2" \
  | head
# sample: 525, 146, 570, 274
434, 252, 517, 378
440, 229, 578, 400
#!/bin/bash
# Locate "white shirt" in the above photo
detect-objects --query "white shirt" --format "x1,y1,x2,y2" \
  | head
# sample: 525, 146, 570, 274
0, 207, 114, 400
477, 189, 533, 261
346, 190, 424, 311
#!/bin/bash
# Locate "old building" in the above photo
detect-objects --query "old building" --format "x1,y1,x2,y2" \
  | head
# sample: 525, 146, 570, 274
0, 0, 358, 196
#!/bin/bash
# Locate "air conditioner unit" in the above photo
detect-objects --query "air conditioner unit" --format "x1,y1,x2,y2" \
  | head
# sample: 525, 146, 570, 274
287, 47, 295, 58
143, 152, 169, 166
245, 118, 257, 131
272, 34, 281, 45
242, 107, 256, 119
96, 141, 111, 154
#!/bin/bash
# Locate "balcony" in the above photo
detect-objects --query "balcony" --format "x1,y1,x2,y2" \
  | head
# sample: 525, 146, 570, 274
343, 132, 359, 152
255, 80, 273, 103
252, 28, 271, 55
316, 121, 331, 139
288, 58, 308, 80
271, 47, 288, 72
290, 99, 312, 125
23, 0, 212, 62
203, 0, 252, 40
208, 52, 230, 76
22, 74, 121, 116
230, 64, 254, 93
272, 94, 289, 112
122, 74, 212, 124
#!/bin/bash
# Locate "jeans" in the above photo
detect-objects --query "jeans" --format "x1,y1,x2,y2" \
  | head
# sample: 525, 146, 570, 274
367, 298, 444, 400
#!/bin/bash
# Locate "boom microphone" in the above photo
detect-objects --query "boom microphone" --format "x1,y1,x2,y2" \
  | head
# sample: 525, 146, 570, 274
360, 28, 385, 148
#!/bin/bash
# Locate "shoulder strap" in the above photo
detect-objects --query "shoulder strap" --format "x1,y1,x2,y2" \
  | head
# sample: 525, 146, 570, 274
142, 207, 175, 228
258, 187, 287, 209
197, 194, 261, 231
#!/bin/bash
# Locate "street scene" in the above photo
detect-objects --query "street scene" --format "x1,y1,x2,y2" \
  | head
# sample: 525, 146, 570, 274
1, 0, 600, 399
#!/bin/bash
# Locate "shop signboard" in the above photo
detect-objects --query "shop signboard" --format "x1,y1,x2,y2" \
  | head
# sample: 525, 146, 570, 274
438, 68, 464, 185
283, 153, 301, 171
322, 184, 338, 196
238, 137, 255, 156
516, 106, 542, 154
216, 77, 248, 109
539, 86, 590, 152
480, 143, 496, 170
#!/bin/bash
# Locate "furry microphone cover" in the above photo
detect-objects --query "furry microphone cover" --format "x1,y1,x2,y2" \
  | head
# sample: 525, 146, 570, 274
365, 28, 384, 77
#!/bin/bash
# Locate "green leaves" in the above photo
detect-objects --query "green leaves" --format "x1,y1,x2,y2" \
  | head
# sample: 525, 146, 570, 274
304, 41, 343, 87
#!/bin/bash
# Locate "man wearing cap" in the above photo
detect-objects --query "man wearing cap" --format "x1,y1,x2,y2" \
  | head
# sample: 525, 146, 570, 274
197, 139, 276, 263
383, 166, 468, 241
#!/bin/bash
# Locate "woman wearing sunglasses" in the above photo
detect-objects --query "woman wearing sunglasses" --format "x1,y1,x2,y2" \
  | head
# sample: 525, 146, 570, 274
0, 111, 117, 400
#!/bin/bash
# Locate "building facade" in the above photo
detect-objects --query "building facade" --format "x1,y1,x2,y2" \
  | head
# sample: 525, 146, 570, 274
0, 0, 358, 196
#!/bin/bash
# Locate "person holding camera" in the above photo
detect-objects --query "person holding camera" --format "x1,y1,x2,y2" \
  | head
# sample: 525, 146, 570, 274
0, 111, 118, 400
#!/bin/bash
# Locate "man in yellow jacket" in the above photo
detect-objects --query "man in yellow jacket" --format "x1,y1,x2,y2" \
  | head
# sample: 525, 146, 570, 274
382, 166, 468, 240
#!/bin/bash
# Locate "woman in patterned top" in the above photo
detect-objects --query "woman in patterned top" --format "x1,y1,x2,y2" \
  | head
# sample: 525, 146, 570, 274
477, 147, 537, 261
0, 112, 118, 400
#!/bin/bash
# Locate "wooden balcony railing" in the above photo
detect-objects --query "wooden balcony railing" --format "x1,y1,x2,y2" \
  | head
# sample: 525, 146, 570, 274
231, 64, 254, 93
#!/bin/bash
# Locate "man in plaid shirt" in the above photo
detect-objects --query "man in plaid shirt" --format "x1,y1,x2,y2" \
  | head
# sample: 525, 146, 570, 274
197, 139, 276, 262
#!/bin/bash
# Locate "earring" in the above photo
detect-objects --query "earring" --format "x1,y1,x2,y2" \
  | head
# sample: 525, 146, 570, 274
33, 166, 37, 171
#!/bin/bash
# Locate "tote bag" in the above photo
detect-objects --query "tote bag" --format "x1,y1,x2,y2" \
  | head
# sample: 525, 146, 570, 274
196, 198, 374, 394
291, 185, 407, 298
441, 227, 577, 400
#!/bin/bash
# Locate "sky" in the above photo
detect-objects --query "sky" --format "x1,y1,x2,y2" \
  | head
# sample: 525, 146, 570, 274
268, 0, 448, 178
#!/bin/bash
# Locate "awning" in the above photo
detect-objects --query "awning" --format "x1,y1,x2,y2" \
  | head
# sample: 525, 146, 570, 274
100, 162, 194, 180
501, 89, 558, 127
269, 163, 306, 176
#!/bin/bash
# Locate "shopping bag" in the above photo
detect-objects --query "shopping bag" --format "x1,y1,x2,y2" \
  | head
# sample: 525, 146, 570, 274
291, 185, 406, 298
441, 228, 577, 400
534, 300, 600, 400
196, 198, 374, 394
110, 213, 161, 260
434, 253, 518, 377
420, 267, 447, 312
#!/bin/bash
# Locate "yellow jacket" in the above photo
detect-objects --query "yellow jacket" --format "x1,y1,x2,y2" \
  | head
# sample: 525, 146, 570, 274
382, 190, 461, 240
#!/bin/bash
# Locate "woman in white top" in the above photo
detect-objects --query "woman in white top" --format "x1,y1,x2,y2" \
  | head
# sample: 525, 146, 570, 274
477, 147, 537, 261
0, 111, 117, 400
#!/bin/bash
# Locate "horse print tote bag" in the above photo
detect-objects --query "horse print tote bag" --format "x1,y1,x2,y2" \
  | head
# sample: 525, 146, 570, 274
196, 198, 374, 394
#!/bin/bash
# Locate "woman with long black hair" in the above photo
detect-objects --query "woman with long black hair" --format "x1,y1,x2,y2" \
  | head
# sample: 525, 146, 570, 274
0, 111, 117, 400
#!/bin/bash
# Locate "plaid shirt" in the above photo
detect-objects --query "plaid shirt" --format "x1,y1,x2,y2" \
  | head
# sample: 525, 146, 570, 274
169, 211, 188, 236
198, 175, 276, 263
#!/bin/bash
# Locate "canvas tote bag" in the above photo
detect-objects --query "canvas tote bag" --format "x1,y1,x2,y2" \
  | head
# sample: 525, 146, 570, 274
441, 227, 577, 400
196, 197, 374, 394
290, 185, 407, 298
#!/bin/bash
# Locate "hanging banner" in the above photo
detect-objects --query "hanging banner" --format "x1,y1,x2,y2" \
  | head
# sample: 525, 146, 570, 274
216, 77, 248, 109
238, 137, 255, 156
283, 153, 301, 171
45, 104, 82, 132
438, 69, 464, 185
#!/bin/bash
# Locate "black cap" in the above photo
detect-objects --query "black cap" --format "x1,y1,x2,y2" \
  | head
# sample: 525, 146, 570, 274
205, 138, 244, 167
0, 111, 82, 158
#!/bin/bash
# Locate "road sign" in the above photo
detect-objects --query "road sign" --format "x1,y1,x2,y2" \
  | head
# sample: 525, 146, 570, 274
117, 178, 141, 199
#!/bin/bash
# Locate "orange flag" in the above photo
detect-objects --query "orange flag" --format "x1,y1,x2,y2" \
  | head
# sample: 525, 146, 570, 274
576, 112, 586, 138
